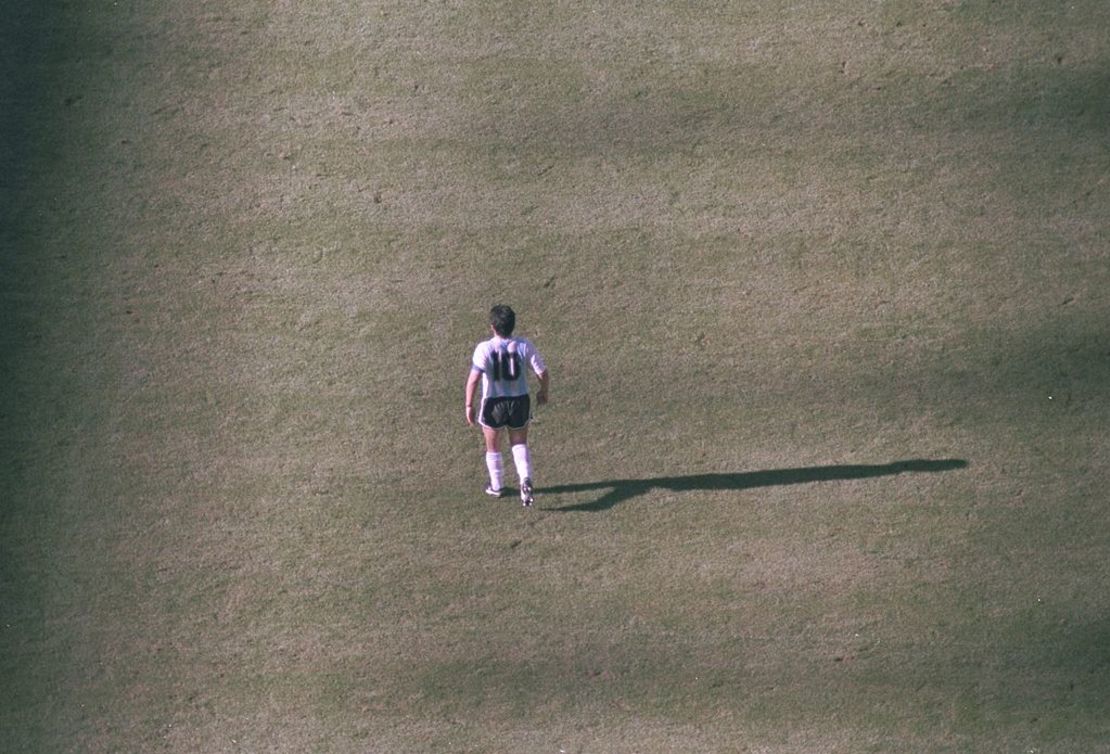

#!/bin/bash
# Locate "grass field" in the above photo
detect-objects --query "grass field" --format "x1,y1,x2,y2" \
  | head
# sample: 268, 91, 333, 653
3, 1, 1109, 751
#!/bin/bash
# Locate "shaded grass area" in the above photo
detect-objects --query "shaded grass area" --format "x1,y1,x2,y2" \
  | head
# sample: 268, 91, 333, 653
2, 0, 1109, 752
546, 459, 969, 512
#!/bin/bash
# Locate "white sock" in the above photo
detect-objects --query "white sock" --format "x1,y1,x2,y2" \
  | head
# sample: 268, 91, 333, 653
511, 444, 533, 482
485, 452, 503, 490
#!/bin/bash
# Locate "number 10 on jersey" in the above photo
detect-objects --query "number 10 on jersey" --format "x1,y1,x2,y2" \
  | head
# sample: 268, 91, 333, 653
490, 350, 521, 382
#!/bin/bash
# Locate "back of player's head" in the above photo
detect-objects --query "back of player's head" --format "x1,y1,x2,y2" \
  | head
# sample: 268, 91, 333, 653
489, 304, 515, 337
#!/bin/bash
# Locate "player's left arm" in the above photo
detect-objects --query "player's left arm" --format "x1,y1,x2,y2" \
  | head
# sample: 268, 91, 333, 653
464, 368, 481, 425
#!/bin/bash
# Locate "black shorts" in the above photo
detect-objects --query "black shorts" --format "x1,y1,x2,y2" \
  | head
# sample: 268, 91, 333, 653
480, 395, 531, 430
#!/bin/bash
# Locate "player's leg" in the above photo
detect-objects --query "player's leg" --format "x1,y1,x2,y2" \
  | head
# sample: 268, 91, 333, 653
484, 425, 503, 453
508, 425, 534, 506
482, 426, 504, 496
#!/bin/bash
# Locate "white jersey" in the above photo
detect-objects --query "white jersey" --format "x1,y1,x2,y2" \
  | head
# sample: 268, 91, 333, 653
471, 335, 545, 401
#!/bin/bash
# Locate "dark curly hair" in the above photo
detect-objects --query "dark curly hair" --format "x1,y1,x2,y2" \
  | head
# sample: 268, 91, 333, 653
489, 304, 516, 337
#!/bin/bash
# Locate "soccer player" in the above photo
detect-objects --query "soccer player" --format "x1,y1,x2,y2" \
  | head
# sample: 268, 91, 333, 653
465, 304, 549, 506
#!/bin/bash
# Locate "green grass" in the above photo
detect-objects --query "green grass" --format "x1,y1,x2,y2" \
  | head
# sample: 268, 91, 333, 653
3, 0, 1109, 751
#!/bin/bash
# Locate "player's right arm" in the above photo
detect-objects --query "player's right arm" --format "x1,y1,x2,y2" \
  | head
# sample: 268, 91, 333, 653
524, 341, 549, 405
535, 368, 550, 405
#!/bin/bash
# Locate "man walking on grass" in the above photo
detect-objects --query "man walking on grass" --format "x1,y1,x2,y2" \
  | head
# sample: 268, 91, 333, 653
465, 304, 550, 507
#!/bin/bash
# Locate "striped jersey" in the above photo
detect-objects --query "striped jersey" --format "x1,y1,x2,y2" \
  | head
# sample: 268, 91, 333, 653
471, 335, 546, 401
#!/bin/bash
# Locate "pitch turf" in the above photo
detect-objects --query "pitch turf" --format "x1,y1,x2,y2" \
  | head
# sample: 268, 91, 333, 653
3, 1, 1109, 751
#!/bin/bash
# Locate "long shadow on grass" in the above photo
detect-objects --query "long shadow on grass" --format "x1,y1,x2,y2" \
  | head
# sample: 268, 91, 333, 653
543, 458, 968, 513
